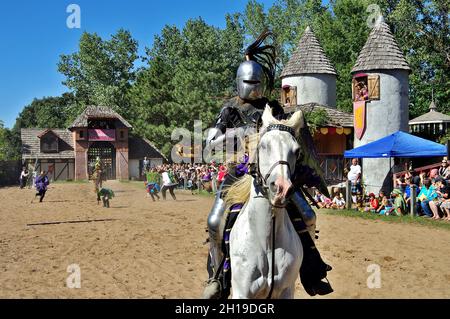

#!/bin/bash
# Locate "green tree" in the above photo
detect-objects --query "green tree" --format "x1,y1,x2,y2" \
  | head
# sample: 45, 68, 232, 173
128, 16, 245, 156
13, 93, 77, 129
58, 29, 139, 118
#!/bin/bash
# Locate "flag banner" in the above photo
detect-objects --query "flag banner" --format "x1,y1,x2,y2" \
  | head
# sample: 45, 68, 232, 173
353, 101, 366, 140
88, 129, 116, 141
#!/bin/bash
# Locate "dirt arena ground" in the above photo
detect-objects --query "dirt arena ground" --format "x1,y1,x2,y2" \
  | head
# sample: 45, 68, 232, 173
0, 180, 449, 299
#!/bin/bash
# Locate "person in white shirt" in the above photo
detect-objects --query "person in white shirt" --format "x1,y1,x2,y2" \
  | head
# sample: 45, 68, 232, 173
19, 167, 29, 189
348, 158, 362, 203
160, 169, 177, 200
331, 193, 346, 209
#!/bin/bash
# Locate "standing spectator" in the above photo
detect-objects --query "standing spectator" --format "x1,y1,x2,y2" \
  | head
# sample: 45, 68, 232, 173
347, 158, 362, 204
217, 165, 228, 184
143, 157, 150, 174
161, 168, 177, 201
34, 171, 49, 203
19, 167, 29, 189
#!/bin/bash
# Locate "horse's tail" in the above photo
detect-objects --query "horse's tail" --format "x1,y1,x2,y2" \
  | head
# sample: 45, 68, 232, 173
223, 174, 252, 207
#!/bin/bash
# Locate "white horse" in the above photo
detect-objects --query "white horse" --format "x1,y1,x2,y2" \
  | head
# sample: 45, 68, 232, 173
226, 106, 305, 299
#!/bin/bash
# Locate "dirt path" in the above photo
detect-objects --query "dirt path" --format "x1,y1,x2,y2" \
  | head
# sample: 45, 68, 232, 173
0, 181, 449, 298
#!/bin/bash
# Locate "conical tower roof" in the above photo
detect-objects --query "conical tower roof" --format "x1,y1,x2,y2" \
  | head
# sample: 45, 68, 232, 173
281, 26, 336, 78
352, 16, 410, 73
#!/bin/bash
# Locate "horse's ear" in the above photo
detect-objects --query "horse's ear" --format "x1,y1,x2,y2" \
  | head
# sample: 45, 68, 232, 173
286, 110, 305, 136
261, 104, 276, 127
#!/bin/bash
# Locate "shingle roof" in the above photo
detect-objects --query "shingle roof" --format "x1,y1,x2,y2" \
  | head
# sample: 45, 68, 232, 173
352, 16, 410, 73
70, 105, 132, 129
409, 102, 450, 124
281, 26, 336, 77
284, 103, 353, 127
21, 129, 74, 160
21, 128, 166, 162
128, 135, 168, 161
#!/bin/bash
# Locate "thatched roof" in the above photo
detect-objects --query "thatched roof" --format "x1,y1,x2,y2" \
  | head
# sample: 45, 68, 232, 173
70, 105, 132, 129
352, 16, 410, 73
281, 26, 336, 77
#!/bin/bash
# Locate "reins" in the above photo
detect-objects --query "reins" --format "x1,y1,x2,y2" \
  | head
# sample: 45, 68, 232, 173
250, 123, 296, 299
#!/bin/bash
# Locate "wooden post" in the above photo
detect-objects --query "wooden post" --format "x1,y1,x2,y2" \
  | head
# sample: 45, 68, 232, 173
410, 184, 417, 217
346, 179, 352, 210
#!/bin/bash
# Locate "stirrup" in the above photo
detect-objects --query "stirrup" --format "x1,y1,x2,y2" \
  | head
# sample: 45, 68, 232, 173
305, 278, 334, 297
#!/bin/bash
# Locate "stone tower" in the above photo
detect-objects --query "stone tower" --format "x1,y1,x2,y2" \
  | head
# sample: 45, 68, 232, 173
351, 16, 410, 194
280, 26, 337, 108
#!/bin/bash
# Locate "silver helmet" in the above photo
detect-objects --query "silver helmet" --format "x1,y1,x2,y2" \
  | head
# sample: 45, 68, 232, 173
236, 60, 265, 101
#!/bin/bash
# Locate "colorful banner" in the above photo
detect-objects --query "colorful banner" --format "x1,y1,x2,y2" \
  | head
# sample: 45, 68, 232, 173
88, 129, 116, 141
353, 101, 366, 140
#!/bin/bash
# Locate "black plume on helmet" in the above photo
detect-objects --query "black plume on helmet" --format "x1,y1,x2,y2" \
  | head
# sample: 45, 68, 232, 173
244, 29, 276, 92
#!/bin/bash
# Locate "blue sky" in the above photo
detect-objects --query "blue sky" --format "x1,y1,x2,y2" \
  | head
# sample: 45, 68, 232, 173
0, 0, 278, 128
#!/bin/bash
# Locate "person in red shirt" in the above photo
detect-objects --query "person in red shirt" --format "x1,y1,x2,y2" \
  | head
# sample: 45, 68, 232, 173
365, 193, 379, 212
217, 165, 228, 183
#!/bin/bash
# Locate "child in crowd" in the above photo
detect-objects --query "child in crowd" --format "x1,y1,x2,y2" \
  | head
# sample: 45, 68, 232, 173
314, 189, 332, 208
364, 193, 379, 213
331, 193, 346, 209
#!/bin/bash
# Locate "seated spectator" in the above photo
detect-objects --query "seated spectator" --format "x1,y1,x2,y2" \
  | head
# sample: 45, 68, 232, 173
438, 157, 450, 180
377, 191, 392, 215
440, 198, 450, 221
417, 178, 437, 218
331, 193, 346, 210
314, 189, 332, 208
388, 189, 407, 216
429, 178, 449, 219
364, 193, 379, 213
403, 176, 419, 210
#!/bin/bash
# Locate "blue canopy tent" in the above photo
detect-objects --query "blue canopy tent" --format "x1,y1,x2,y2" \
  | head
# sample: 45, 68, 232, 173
344, 131, 447, 158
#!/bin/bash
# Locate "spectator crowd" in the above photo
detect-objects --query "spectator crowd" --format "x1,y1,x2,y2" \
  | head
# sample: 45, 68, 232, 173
320, 157, 450, 220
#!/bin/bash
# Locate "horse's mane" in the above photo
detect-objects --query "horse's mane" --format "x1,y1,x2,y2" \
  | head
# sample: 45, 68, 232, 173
223, 106, 303, 207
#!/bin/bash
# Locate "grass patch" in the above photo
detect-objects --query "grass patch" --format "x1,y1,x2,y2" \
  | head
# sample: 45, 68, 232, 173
320, 209, 450, 231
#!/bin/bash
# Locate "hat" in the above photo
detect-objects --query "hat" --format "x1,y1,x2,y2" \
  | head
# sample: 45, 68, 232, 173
391, 189, 402, 196
368, 192, 375, 197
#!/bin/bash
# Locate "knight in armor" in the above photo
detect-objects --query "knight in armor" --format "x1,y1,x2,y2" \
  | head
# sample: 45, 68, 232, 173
202, 30, 333, 299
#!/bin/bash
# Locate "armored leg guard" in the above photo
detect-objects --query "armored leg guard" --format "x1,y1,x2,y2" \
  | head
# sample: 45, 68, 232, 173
203, 188, 227, 299
288, 191, 333, 296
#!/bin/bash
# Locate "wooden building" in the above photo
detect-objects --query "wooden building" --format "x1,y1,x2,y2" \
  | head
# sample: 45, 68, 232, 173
21, 106, 166, 181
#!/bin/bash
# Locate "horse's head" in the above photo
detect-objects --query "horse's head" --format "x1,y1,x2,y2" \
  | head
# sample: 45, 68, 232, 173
257, 106, 304, 207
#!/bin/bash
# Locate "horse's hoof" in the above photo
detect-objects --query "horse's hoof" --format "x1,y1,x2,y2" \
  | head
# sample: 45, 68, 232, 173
202, 280, 222, 299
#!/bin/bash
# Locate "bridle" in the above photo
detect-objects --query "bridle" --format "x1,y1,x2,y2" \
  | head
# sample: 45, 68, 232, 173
251, 123, 297, 201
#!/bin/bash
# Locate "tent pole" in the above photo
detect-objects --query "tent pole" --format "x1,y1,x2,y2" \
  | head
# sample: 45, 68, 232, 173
410, 184, 417, 217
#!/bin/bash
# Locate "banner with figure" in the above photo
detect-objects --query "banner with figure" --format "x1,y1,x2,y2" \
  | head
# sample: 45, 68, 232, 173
353, 101, 366, 140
